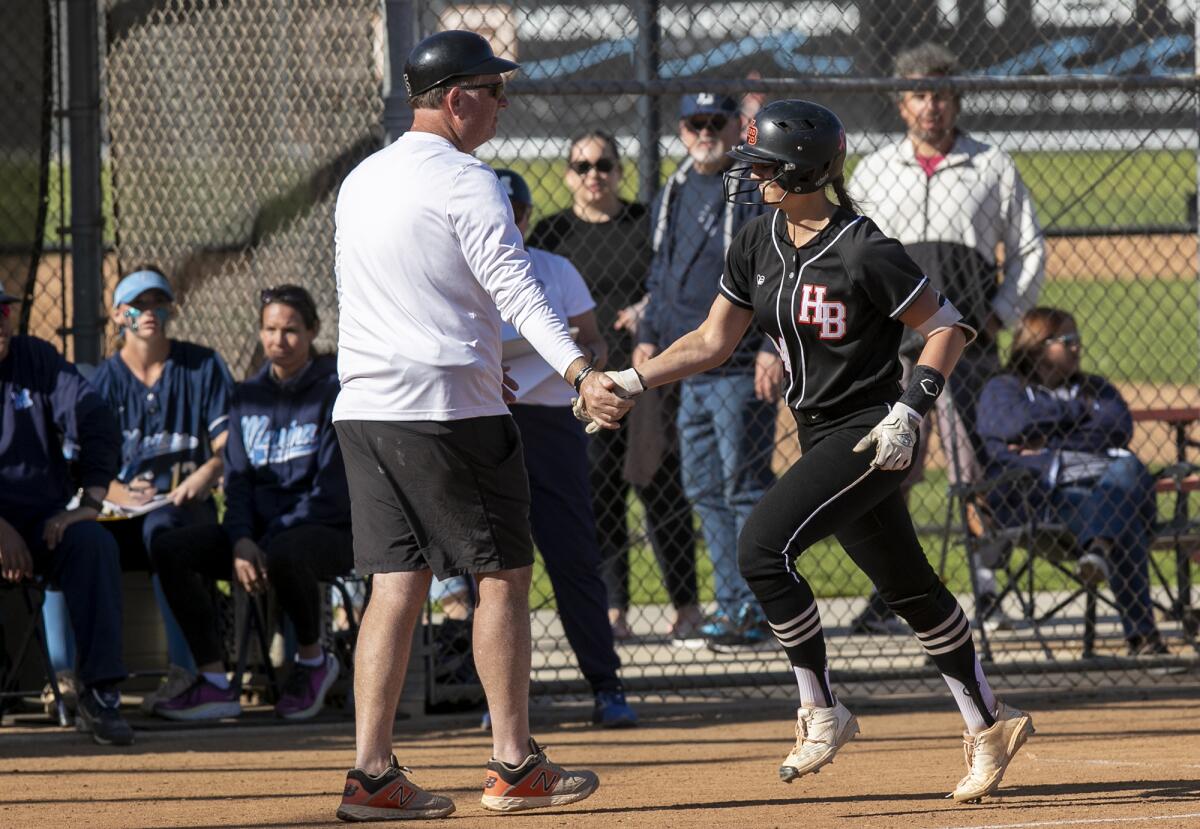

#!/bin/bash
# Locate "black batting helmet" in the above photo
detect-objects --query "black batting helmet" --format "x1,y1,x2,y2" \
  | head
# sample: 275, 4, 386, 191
724, 100, 846, 204
403, 30, 519, 99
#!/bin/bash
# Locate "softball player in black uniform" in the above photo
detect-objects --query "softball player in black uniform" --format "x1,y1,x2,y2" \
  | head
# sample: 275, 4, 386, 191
587, 100, 1034, 802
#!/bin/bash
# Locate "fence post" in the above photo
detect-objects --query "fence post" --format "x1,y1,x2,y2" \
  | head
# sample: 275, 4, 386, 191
634, 0, 661, 203
383, 0, 416, 141
66, 0, 103, 365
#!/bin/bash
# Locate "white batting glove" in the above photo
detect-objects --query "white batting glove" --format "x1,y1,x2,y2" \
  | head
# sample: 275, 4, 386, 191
852, 402, 922, 471
571, 395, 602, 435
605, 368, 645, 399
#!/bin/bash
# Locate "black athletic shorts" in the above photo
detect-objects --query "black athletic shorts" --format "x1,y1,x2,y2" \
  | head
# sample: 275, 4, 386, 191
334, 416, 534, 578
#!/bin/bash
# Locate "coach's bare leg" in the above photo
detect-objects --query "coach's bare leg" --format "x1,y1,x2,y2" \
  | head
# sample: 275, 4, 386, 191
474, 566, 534, 765
353, 569, 433, 774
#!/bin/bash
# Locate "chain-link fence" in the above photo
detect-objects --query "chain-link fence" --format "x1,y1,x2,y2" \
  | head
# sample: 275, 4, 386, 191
78, 0, 1200, 708
1, 1, 69, 353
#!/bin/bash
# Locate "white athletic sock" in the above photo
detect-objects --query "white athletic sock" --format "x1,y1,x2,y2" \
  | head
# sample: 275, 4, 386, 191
202, 671, 230, 690
296, 651, 325, 668
942, 657, 997, 735
793, 665, 834, 709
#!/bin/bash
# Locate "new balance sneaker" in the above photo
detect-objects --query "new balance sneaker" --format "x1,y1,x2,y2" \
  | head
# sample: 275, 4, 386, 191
76, 687, 134, 746
139, 664, 197, 714
154, 675, 241, 721
337, 754, 455, 821
592, 690, 638, 728
480, 738, 599, 812
951, 701, 1035, 802
779, 700, 859, 783
276, 652, 340, 720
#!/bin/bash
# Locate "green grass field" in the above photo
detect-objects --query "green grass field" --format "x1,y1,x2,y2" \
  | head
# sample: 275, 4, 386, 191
494, 150, 1197, 233
3, 149, 1194, 246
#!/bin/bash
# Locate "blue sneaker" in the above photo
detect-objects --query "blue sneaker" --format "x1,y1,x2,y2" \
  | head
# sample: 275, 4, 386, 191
707, 603, 772, 653
592, 690, 638, 728
697, 612, 736, 639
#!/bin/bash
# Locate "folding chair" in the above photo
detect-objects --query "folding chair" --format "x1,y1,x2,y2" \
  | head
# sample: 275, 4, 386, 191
230, 589, 280, 704
0, 579, 70, 726
955, 467, 1121, 661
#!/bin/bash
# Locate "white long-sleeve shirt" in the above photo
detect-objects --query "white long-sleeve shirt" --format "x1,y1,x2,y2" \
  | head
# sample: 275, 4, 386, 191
850, 132, 1045, 330
333, 131, 583, 422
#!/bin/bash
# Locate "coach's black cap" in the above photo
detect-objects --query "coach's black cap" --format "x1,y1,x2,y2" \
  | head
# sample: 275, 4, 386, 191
403, 30, 519, 99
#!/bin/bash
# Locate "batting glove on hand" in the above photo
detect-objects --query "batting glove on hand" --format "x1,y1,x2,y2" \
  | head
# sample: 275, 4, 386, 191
852, 402, 922, 471
571, 395, 602, 435
605, 368, 645, 399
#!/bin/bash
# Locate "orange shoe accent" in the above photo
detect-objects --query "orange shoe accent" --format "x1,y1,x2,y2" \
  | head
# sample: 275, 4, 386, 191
336, 755, 454, 821
480, 739, 598, 812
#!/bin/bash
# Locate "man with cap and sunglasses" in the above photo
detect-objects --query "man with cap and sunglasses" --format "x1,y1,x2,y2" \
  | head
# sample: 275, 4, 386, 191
89, 266, 235, 711
0, 288, 133, 745
634, 93, 780, 649
332, 29, 622, 821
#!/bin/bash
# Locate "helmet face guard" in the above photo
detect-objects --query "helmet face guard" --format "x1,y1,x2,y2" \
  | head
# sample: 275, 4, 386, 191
723, 100, 847, 205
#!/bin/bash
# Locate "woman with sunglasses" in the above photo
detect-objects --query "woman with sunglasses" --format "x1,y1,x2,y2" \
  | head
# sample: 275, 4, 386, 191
90, 266, 236, 708
529, 131, 701, 642
147, 284, 354, 721
977, 307, 1167, 656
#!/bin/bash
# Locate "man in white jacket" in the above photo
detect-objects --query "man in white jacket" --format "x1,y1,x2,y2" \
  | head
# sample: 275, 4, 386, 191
850, 41, 1045, 631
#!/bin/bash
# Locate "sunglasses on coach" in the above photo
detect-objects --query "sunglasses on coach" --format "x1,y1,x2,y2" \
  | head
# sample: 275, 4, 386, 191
453, 80, 505, 99
568, 158, 616, 175
684, 114, 730, 133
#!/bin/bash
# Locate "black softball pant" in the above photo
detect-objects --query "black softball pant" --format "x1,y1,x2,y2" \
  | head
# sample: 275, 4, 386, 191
150, 523, 353, 666
738, 405, 941, 603
738, 404, 979, 695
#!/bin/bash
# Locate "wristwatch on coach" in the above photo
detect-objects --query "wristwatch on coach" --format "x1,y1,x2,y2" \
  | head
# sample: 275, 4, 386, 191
79, 491, 105, 513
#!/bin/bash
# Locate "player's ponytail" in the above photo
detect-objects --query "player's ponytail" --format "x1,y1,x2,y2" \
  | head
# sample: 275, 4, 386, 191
829, 176, 860, 214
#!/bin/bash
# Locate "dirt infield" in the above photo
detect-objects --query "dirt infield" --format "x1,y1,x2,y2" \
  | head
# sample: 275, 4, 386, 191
2, 696, 1199, 828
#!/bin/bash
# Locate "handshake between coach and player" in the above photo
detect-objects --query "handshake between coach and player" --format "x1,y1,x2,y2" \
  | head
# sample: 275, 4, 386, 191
571, 367, 645, 434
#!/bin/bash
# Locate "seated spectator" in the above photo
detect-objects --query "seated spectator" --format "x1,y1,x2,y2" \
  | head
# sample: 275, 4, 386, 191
976, 307, 1167, 656
90, 266, 235, 709
491, 168, 636, 727
0, 289, 132, 745
148, 284, 352, 720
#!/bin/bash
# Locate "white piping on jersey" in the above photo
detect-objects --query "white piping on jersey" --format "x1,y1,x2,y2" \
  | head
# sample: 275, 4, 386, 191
779, 460, 877, 585
651, 156, 734, 257
780, 215, 865, 407
888, 275, 930, 319
208, 414, 229, 433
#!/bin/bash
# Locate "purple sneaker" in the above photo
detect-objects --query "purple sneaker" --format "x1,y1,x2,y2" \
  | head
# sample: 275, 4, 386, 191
275, 652, 339, 720
153, 676, 241, 721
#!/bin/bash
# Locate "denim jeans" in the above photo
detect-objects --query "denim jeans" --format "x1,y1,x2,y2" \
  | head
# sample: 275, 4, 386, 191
1049, 454, 1158, 638
677, 373, 776, 618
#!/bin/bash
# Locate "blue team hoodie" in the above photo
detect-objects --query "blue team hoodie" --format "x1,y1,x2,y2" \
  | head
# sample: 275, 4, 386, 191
221, 354, 349, 546
0, 335, 119, 522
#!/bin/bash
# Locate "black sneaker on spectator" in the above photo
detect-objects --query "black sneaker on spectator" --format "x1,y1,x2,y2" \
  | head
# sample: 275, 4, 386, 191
1126, 632, 1170, 657
977, 591, 1017, 632
77, 687, 134, 746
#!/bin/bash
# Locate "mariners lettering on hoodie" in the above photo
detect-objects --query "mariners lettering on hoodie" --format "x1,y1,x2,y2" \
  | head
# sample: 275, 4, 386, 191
240, 415, 321, 467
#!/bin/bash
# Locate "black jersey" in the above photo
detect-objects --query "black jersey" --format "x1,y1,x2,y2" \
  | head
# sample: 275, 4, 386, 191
719, 208, 929, 412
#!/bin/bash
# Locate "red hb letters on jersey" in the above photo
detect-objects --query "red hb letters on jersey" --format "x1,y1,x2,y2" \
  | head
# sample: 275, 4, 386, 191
795, 283, 846, 340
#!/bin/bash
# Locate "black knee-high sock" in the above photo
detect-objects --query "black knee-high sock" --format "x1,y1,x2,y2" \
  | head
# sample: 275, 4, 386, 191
758, 575, 834, 707
888, 583, 995, 729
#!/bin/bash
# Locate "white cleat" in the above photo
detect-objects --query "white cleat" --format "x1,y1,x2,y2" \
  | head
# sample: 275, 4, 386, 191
951, 701, 1035, 803
779, 700, 860, 783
